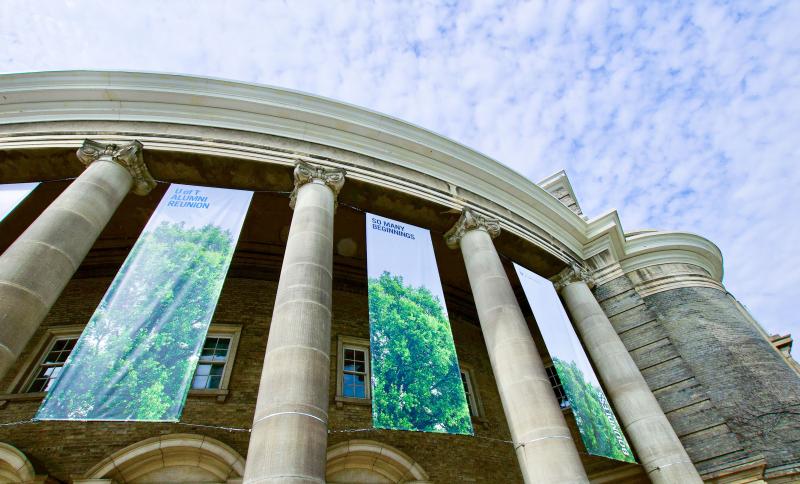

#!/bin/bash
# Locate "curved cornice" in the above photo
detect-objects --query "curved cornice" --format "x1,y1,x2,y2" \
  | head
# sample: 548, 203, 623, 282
0, 70, 724, 281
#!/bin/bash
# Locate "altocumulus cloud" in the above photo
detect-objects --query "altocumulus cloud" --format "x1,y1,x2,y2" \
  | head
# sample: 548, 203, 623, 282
1, 0, 798, 339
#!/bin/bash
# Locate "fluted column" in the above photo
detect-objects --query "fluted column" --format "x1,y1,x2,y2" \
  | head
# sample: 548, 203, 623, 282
556, 265, 702, 484
0, 140, 154, 380
445, 209, 588, 484
244, 162, 345, 484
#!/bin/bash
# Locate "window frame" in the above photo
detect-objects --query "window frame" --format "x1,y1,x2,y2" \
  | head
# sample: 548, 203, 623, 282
335, 335, 371, 405
188, 324, 241, 402
24, 335, 79, 393
545, 364, 571, 410
0, 324, 85, 405
458, 363, 486, 420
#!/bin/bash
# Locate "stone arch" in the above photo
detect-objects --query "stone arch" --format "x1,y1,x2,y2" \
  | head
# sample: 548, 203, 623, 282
84, 433, 244, 483
0, 442, 36, 483
326, 440, 431, 483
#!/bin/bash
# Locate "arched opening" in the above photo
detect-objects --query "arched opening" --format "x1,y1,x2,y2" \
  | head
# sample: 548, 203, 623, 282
83, 433, 244, 483
0, 442, 36, 483
326, 440, 431, 483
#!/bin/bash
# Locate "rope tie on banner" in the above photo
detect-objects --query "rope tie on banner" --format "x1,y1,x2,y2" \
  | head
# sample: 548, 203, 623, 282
648, 459, 696, 473
0, 419, 36, 427
253, 411, 327, 426
512, 434, 572, 450
175, 422, 251, 433
0, 418, 608, 457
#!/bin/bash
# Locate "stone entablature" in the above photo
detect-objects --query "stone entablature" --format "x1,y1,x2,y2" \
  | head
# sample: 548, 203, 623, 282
0, 71, 723, 280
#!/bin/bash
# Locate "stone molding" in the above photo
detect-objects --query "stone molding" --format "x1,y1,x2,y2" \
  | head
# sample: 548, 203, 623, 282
76, 139, 156, 196
289, 161, 346, 209
627, 262, 725, 298
553, 262, 595, 291
326, 440, 431, 483
83, 433, 244, 482
444, 208, 501, 249
0, 442, 36, 483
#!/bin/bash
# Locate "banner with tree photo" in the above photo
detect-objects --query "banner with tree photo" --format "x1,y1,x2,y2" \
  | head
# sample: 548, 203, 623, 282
36, 184, 252, 421
514, 263, 635, 463
366, 213, 473, 435
0, 182, 39, 222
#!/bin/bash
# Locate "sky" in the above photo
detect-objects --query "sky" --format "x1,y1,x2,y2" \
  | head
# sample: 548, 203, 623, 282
1, 1, 798, 340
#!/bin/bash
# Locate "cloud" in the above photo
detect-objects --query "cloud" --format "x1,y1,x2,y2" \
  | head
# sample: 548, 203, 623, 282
1, 0, 798, 339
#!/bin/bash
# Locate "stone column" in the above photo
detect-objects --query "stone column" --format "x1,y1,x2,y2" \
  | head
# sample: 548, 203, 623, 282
445, 209, 588, 484
0, 140, 154, 380
243, 162, 345, 484
556, 265, 702, 484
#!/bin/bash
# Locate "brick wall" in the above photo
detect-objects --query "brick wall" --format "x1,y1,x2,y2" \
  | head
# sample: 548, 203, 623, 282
0, 274, 525, 483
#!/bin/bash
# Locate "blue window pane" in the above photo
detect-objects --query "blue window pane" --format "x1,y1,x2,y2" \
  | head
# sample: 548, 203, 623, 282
192, 375, 209, 389
354, 385, 365, 398
43, 377, 58, 391
208, 375, 222, 389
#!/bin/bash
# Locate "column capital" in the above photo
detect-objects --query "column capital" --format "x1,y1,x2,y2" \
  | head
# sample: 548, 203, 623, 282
77, 139, 156, 196
554, 262, 595, 291
289, 161, 346, 209
444, 208, 501, 249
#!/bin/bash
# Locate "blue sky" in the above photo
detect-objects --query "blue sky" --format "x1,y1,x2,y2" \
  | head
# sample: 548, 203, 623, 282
2, 1, 798, 341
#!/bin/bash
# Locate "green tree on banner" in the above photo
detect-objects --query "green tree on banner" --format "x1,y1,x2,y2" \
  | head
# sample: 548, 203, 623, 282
37, 222, 234, 421
369, 272, 473, 435
553, 357, 635, 462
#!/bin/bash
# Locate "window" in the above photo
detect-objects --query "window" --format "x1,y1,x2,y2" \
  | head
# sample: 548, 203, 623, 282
1, 325, 85, 398
546, 365, 570, 409
26, 337, 78, 393
192, 337, 231, 390
189, 324, 241, 401
460, 369, 479, 417
342, 347, 368, 398
458, 363, 485, 419
336, 336, 370, 403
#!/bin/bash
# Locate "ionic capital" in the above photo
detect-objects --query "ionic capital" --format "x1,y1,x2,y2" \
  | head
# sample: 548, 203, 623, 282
554, 262, 595, 291
77, 139, 155, 196
444, 208, 501, 249
290, 161, 346, 209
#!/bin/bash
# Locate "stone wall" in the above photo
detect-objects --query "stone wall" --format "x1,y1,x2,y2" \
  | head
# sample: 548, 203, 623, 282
593, 274, 761, 478
644, 285, 800, 477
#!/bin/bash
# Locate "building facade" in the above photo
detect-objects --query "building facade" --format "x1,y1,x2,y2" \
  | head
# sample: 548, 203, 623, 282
0, 71, 798, 483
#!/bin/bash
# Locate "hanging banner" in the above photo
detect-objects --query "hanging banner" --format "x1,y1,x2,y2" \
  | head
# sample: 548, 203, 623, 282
514, 263, 635, 463
366, 213, 473, 435
37, 184, 252, 421
0, 182, 39, 222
